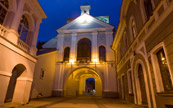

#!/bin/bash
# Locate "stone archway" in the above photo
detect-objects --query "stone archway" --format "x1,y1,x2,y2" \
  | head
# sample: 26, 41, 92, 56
64, 68, 102, 97
5, 64, 26, 102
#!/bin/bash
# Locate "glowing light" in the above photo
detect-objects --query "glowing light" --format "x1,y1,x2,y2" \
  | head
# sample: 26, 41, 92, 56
93, 59, 98, 63
161, 57, 165, 61
77, 14, 93, 24
70, 59, 75, 64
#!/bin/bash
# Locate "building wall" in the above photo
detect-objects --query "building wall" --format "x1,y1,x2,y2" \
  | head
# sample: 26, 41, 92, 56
31, 51, 58, 98
112, 0, 173, 108
0, 0, 46, 104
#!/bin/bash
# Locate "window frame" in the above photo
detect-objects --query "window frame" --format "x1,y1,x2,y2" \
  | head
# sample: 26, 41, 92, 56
0, 0, 9, 25
150, 42, 173, 93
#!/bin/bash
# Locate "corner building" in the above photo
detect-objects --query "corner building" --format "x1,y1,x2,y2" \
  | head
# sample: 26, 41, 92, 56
31, 5, 117, 98
0, 0, 46, 104
112, 0, 173, 108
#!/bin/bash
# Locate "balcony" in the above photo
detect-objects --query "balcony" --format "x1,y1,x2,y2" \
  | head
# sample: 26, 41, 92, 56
17, 38, 30, 52
0, 24, 7, 37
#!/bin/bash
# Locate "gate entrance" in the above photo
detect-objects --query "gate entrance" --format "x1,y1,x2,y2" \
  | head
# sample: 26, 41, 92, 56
64, 68, 102, 97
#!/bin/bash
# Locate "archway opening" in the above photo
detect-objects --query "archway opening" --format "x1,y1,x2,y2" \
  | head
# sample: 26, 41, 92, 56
5, 64, 26, 102
137, 64, 148, 105
64, 68, 102, 97
85, 78, 95, 95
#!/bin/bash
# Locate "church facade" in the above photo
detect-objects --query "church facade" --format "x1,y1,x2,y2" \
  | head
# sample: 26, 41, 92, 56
31, 5, 118, 98
0, 0, 46, 104
112, 0, 173, 108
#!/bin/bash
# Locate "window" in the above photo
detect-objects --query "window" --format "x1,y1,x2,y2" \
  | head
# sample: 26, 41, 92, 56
131, 19, 137, 39
144, 0, 153, 20
127, 71, 133, 94
123, 31, 128, 50
156, 48, 173, 91
40, 68, 45, 79
77, 38, 91, 63
0, 0, 8, 25
64, 47, 70, 62
99, 46, 106, 62
18, 15, 29, 42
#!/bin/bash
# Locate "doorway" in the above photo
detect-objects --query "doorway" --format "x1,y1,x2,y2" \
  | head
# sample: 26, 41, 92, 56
5, 64, 26, 102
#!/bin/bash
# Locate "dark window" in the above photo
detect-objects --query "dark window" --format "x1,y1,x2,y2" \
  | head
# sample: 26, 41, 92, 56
77, 38, 91, 63
0, 0, 8, 25
40, 68, 45, 79
64, 47, 70, 62
99, 46, 106, 62
156, 48, 173, 91
18, 15, 29, 42
144, 0, 153, 20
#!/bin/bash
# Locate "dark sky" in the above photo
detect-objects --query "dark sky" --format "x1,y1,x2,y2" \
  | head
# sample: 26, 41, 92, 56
37, 0, 122, 42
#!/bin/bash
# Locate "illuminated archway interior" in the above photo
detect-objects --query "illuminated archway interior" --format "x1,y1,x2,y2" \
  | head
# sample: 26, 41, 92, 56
64, 68, 102, 97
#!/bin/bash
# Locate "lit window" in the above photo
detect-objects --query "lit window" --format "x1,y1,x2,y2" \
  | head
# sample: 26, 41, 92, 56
131, 19, 137, 38
77, 38, 91, 63
18, 15, 29, 43
99, 46, 106, 62
0, 0, 8, 25
64, 47, 70, 62
156, 48, 173, 91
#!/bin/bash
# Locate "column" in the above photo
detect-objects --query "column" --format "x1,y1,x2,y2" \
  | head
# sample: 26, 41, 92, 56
70, 32, 77, 62
105, 31, 114, 61
10, 0, 25, 31
52, 63, 64, 97
92, 31, 98, 62
57, 33, 65, 62
29, 20, 41, 56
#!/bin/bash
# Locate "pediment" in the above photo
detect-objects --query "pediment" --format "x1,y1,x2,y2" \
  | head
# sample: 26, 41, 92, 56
58, 14, 114, 31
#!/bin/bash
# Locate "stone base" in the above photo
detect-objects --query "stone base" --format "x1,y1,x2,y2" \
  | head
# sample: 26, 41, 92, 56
52, 90, 64, 97
102, 91, 119, 98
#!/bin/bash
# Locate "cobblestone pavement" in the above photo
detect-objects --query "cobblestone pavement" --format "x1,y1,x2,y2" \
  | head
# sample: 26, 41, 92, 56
1, 96, 147, 108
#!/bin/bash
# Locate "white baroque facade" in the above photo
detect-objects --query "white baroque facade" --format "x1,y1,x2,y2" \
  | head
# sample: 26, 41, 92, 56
31, 5, 118, 98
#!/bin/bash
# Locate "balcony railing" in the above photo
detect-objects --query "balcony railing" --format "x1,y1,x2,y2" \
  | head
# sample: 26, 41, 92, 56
0, 24, 7, 37
17, 39, 29, 52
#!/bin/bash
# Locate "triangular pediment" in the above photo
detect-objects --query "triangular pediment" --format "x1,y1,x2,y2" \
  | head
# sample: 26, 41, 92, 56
58, 14, 114, 30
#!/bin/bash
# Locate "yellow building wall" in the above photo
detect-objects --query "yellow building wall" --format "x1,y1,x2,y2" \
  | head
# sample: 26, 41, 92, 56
30, 51, 58, 98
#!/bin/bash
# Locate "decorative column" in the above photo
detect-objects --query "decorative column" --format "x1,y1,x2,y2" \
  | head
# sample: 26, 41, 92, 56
10, 0, 25, 31
29, 20, 41, 56
70, 32, 77, 62
92, 31, 98, 62
53, 32, 65, 96
6, 0, 25, 44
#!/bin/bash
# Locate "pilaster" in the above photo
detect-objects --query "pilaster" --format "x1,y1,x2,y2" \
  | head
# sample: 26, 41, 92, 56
57, 33, 65, 62
70, 32, 77, 62
92, 31, 98, 62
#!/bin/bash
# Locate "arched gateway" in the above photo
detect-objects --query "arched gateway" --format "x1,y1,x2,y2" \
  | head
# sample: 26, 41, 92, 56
64, 68, 102, 96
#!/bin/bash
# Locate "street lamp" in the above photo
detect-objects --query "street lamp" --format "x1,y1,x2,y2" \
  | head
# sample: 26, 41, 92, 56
93, 59, 97, 70
70, 59, 75, 78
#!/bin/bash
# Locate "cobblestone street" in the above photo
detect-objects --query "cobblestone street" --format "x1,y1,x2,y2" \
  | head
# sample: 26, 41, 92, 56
1, 96, 146, 108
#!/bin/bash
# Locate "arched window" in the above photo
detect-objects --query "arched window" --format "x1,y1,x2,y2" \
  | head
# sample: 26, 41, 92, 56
99, 46, 106, 62
64, 47, 70, 62
144, 0, 153, 20
77, 38, 91, 63
156, 48, 173, 91
131, 18, 137, 39
0, 0, 9, 25
18, 15, 29, 43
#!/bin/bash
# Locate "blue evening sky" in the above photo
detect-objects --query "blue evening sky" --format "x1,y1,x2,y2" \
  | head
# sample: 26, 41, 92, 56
37, 0, 122, 42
